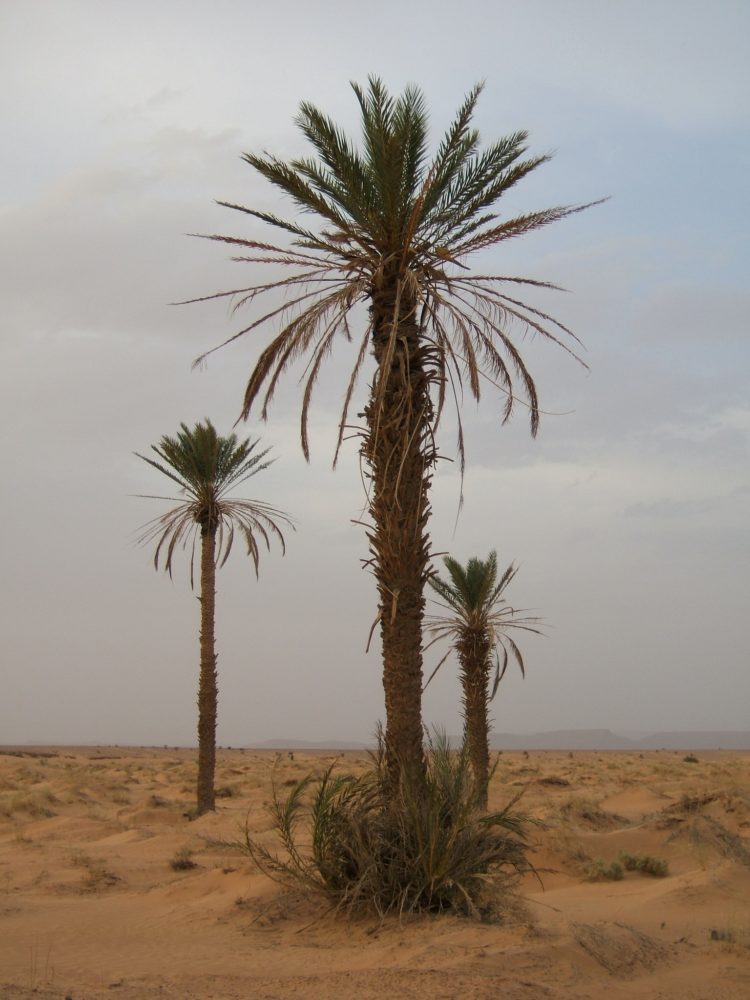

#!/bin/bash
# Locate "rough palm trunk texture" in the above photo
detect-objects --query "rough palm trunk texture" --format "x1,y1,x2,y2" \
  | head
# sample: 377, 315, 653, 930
459, 631, 492, 809
196, 527, 217, 814
364, 280, 435, 784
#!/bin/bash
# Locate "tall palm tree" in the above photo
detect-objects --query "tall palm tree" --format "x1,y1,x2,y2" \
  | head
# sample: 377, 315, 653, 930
426, 553, 541, 808
188, 78, 598, 782
136, 420, 292, 814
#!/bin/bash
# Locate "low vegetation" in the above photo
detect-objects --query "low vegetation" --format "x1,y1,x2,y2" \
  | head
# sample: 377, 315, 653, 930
584, 858, 624, 881
240, 734, 534, 919
619, 852, 669, 877
170, 847, 198, 871
584, 853, 669, 881
0, 788, 57, 819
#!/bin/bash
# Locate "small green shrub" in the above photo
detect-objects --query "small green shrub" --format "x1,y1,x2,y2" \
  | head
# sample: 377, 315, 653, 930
683, 754, 699, 764
241, 732, 534, 918
170, 847, 197, 871
584, 858, 624, 882
619, 852, 669, 877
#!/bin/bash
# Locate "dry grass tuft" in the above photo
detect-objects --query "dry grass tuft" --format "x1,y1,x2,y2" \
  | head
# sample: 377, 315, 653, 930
558, 796, 625, 830
0, 788, 57, 819
170, 847, 198, 871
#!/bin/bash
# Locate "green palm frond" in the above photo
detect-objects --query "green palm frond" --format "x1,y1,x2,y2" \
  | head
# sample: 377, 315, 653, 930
425, 552, 542, 695
190, 77, 603, 459
135, 419, 293, 583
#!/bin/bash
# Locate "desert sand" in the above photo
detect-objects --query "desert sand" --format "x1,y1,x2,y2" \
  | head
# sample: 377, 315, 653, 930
1, 746, 749, 999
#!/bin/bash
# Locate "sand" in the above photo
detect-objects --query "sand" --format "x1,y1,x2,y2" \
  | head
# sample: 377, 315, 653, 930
1, 746, 749, 999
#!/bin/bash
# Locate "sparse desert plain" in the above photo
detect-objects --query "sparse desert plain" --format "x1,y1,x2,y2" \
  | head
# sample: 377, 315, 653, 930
1, 746, 749, 999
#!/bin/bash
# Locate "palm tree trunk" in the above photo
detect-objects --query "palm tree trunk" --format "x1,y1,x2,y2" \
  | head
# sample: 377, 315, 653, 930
364, 281, 436, 785
196, 526, 217, 814
459, 633, 492, 810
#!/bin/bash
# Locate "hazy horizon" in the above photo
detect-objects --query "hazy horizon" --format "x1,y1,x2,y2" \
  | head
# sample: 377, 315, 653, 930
8, 725, 750, 753
2, 1, 748, 746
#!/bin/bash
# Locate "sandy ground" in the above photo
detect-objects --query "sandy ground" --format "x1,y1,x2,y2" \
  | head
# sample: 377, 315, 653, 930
1, 746, 749, 999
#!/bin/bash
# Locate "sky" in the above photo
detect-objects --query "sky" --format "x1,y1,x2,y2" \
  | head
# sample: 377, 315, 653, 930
1, 0, 748, 746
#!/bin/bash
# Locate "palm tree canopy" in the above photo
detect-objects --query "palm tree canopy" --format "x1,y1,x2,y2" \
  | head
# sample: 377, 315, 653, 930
136, 420, 292, 582
188, 77, 602, 461
429, 552, 514, 625
425, 552, 542, 695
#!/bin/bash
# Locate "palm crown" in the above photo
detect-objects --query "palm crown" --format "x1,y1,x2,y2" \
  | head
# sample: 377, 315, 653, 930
136, 420, 291, 581
190, 77, 597, 462
426, 552, 542, 695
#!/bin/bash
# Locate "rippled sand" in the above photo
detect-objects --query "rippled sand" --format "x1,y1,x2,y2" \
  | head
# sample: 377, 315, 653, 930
1, 745, 749, 999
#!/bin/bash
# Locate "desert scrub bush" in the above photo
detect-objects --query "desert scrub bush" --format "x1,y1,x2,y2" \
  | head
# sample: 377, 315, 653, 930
559, 796, 622, 830
710, 926, 750, 949
170, 847, 198, 871
106, 784, 131, 805
584, 858, 624, 881
0, 789, 57, 818
683, 754, 699, 764
81, 865, 122, 892
215, 785, 238, 799
619, 852, 669, 876
70, 849, 93, 867
241, 733, 534, 919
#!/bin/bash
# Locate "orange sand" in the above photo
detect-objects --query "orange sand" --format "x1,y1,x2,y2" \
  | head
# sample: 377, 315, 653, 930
1, 746, 749, 999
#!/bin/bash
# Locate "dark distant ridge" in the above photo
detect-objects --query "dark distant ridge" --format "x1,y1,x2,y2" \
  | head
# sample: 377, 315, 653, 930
490, 729, 750, 751
491, 729, 629, 750
249, 738, 370, 751
634, 731, 750, 750
249, 730, 750, 752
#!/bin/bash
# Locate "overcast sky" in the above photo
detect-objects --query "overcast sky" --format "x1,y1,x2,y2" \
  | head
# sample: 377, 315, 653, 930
2, 0, 748, 746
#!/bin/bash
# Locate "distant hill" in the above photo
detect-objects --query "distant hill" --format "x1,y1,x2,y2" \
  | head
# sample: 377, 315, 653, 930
249, 738, 370, 751
248, 730, 750, 751
491, 729, 632, 750
490, 729, 750, 751
634, 731, 750, 750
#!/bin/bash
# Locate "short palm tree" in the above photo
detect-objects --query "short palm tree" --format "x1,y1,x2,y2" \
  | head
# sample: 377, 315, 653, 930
189, 78, 597, 782
426, 553, 541, 808
136, 420, 292, 814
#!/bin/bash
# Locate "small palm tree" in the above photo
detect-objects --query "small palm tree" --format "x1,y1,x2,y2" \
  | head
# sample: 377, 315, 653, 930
189, 77, 598, 782
426, 553, 541, 808
136, 420, 292, 814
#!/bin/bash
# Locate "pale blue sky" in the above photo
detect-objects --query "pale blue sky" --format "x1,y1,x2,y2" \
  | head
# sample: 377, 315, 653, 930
1, 0, 748, 744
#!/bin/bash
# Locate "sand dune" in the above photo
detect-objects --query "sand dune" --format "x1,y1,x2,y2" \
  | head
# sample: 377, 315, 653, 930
1, 746, 749, 998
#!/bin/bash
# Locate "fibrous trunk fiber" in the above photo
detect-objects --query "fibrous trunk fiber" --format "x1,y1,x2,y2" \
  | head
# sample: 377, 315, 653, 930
197, 527, 217, 814
364, 281, 436, 784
